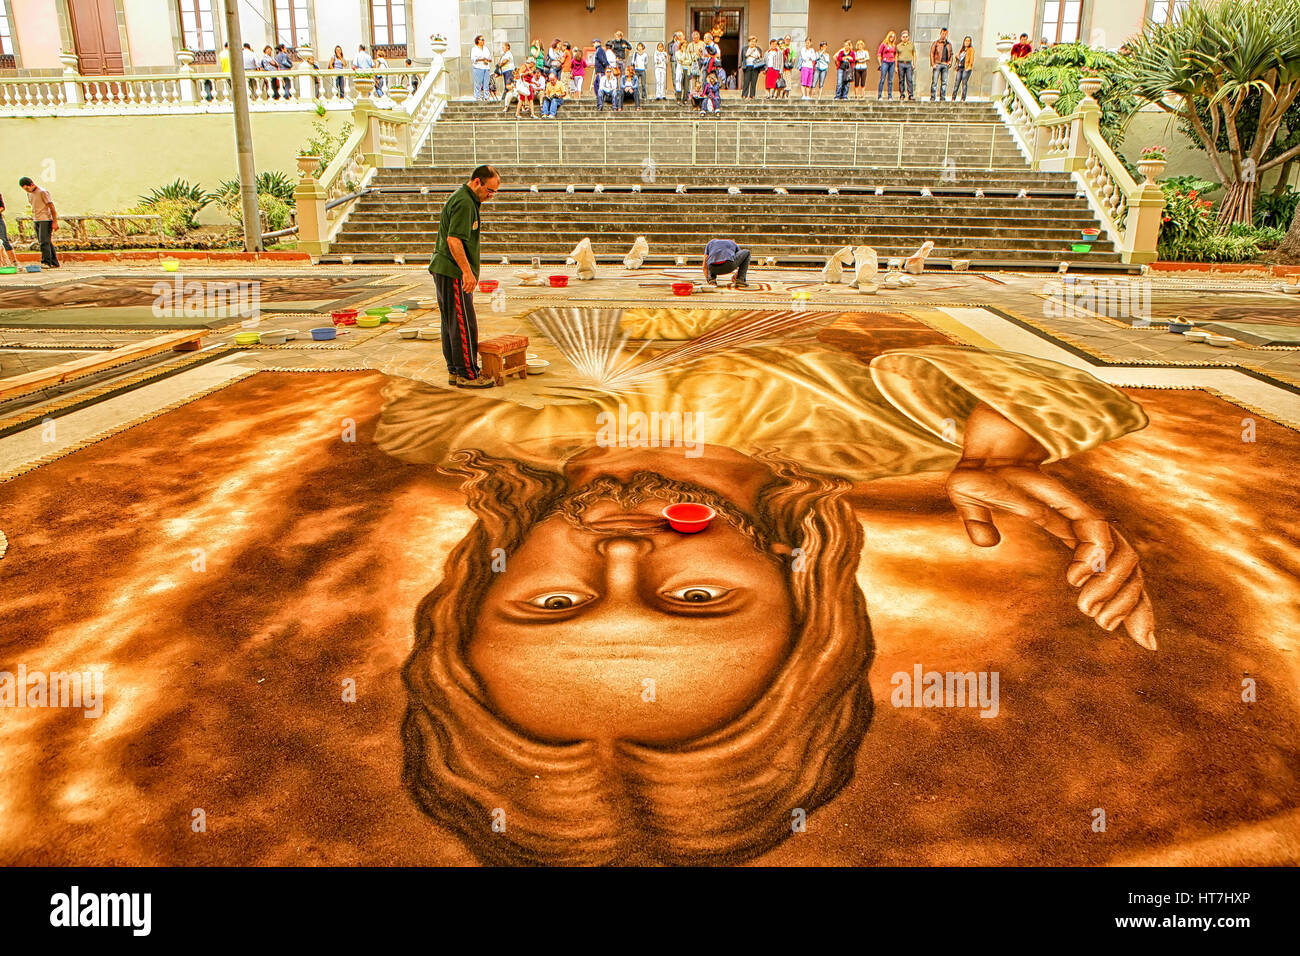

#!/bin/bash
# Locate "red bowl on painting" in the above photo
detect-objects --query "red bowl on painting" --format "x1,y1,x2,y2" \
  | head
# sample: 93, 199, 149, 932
331, 309, 358, 324
671, 282, 694, 296
477, 280, 498, 293
662, 502, 716, 533
548, 275, 569, 288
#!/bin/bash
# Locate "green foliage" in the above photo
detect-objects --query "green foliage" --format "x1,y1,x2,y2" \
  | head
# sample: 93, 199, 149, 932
1227, 222, 1286, 248
213, 170, 298, 218
1009, 44, 1138, 149
1122, 0, 1300, 209
215, 190, 292, 232
136, 178, 212, 209
1160, 175, 1220, 196
1157, 179, 1262, 260
300, 120, 354, 177
1254, 186, 1300, 229
134, 179, 211, 231
128, 198, 203, 237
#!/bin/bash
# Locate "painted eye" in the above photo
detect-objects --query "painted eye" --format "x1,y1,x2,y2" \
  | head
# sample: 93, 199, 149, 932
664, 586, 730, 603
527, 592, 590, 610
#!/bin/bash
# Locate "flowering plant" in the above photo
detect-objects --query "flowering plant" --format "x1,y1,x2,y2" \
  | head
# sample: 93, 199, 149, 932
1140, 144, 1168, 160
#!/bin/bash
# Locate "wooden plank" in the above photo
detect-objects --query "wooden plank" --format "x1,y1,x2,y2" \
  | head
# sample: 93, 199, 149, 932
0, 329, 209, 402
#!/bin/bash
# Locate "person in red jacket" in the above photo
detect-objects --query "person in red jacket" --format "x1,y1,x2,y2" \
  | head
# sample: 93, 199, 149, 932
1010, 33, 1033, 58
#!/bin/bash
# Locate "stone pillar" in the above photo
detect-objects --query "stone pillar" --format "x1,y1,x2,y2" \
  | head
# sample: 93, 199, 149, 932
628, 1, 667, 44
294, 167, 330, 256
493, 0, 528, 62
769, 0, 809, 44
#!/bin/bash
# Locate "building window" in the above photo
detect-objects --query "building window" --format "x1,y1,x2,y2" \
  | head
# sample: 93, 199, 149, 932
0, 2, 14, 69
1149, 0, 1189, 24
370, 0, 408, 58
178, 0, 216, 62
274, 0, 309, 50
1041, 1, 1083, 44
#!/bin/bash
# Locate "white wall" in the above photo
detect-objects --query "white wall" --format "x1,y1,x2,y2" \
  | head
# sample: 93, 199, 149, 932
412, 0, 461, 59
124, 0, 176, 67
1089, 0, 1145, 51
11, 0, 60, 68
314, 0, 363, 59
980, 0, 1035, 58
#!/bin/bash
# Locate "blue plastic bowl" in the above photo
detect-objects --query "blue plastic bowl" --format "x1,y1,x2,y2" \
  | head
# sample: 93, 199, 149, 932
309, 327, 337, 341
26, 264, 41, 272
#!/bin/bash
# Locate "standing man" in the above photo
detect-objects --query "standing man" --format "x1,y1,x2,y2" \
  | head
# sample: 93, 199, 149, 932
895, 30, 916, 101
702, 237, 750, 289
19, 177, 58, 269
430, 165, 500, 389
609, 30, 631, 66
929, 28, 952, 102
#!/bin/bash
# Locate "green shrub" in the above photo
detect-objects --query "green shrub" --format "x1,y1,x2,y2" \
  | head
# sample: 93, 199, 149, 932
129, 198, 204, 236
300, 120, 354, 177
213, 171, 298, 208
1010, 44, 1138, 149
1155, 179, 1263, 260
1227, 222, 1285, 248
1254, 186, 1300, 230
136, 178, 211, 209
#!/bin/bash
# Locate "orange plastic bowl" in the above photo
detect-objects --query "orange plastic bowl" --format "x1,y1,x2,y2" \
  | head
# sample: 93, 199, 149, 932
671, 282, 694, 296
662, 502, 716, 533
548, 275, 569, 288
478, 280, 499, 293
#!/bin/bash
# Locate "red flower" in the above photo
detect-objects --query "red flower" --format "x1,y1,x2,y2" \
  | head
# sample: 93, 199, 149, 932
1162, 215, 1171, 222
1189, 190, 1198, 198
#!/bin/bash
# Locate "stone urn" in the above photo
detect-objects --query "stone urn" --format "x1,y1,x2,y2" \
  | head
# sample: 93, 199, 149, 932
354, 74, 375, 101
1137, 156, 1168, 184
388, 85, 410, 107
1039, 88, 1061, 111
59, 51, 80, 74
996, 38, 1015, 57
430, 37, 448, 56
176, 49, 195, 70
298, 43, 313, 62
1079, 74, 1103, 99
297, 154, 322, 179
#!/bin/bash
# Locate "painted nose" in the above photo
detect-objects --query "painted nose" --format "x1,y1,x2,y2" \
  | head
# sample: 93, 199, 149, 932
594, 536, 653, 599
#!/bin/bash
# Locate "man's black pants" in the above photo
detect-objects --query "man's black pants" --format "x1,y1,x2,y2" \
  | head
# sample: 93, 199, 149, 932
35, 221, 59, 267
707, 248, 750, 282
433, 271, 480, 379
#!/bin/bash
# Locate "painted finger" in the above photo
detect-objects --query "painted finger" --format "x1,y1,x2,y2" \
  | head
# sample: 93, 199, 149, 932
1093, 568, 1145, 631
1121, 591, 1158, 650
1074, 530, 1136, 604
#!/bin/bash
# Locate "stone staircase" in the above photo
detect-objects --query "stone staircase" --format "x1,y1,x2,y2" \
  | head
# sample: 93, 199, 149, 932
329, 97, 1124, 269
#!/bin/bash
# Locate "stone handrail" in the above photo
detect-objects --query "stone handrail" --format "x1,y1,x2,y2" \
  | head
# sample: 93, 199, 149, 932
0, 65, 432, 117
994, 59, 1165, 264
403, 53, 449, 157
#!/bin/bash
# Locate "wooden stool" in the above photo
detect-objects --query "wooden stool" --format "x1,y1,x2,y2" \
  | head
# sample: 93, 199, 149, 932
477, 334, 529, 386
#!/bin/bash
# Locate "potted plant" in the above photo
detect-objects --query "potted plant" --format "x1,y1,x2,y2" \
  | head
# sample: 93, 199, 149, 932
354, 72, 376, 101
996, 34, 1014, 57
429, 33, 448, 56
1039, 88, 1061, 109
388, 85, 410, 106
296, 154, 322, 179
1138, 145, 1168, 183
1078, 71, 1103, 98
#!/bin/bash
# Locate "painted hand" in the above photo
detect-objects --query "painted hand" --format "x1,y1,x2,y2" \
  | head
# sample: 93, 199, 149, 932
945, 403, 1156, 651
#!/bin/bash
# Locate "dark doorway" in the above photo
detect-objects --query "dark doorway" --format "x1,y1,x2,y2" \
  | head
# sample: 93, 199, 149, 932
69, 0, 124, 75
691, 6, 743, 81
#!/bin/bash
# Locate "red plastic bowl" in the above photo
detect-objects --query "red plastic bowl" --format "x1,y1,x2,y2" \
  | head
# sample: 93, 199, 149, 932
331, 308, 359, 325
548, 275, 569, 288
662, 502, 716, 533
478, 280, 498, 292
671, 282, 694, 296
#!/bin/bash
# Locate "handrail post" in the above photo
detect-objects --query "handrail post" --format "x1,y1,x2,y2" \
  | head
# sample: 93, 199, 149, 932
294, 164, 330, 255
1122, 178, 1166, 264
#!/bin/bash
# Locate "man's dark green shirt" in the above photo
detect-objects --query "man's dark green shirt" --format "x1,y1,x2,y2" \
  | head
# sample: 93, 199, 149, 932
430, 184, 482, 279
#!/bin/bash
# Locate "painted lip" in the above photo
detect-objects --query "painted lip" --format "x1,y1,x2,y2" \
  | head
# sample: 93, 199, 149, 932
581, 513, 669, 531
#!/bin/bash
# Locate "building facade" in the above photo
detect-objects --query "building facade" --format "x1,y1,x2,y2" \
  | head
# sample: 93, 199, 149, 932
1, 1, 1189, 84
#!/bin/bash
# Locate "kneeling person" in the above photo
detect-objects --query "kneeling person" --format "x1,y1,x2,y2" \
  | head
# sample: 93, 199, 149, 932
430, 165, 500, 388
703, 237, 750, 288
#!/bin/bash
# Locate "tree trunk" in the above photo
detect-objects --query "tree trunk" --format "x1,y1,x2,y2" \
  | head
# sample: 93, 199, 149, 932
1275, 199, 1300, 263
1216, 180, 1254, 229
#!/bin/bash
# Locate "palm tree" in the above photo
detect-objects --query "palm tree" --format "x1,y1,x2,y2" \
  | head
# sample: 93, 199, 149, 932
1122, 0, 1300, 227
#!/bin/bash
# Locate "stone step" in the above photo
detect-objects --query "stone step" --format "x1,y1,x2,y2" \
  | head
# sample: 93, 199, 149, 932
333, 234, 1114, 254
350, 199, 1098, 216
328, 245, 1123, 264
375, 167, 1064, 186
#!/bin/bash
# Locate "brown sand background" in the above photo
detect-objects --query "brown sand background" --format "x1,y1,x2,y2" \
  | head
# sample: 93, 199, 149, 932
0, 363, 1297, 865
